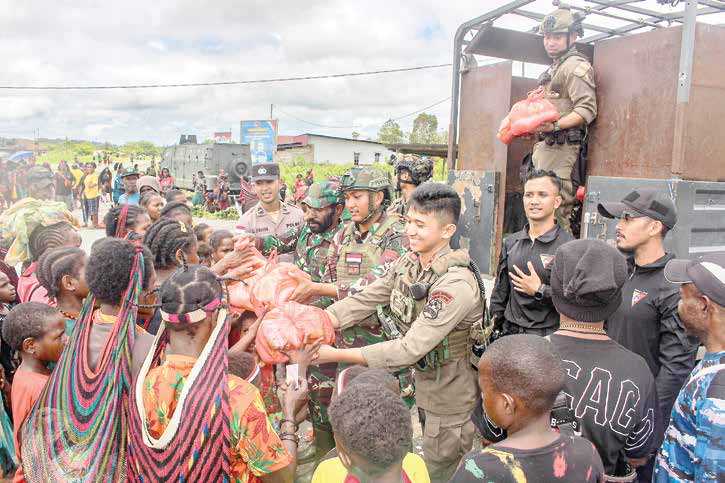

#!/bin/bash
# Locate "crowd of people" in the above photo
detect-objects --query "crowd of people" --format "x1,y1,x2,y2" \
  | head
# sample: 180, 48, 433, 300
0, 7, 721, 483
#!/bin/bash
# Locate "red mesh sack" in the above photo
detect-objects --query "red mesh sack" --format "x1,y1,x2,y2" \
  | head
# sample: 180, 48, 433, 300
508, 87, 560, 136
227, 238, 267, 313
255, 302, 336, 364
497, 115, 514, 145
250, 259, 310, 316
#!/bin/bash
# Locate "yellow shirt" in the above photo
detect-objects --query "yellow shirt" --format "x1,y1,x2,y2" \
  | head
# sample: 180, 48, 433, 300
311, 453, 430, 483
70, 168, 83, 186
83, 172, 100, 199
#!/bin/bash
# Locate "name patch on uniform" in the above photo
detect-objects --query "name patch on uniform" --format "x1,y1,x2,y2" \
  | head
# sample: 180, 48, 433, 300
423, 290, 453, 320
345, 252, 363, 275
540, 254, 555, 269
631, 289, 648, 306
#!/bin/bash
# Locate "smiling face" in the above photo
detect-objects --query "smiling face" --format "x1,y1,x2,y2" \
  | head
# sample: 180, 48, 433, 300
523, 176, 561, 223
404, 205, 455, 256
253, 179, 280, 204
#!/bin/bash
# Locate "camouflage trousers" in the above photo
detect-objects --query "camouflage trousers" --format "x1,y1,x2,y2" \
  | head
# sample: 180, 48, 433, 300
307, 362, 338, 432
338, 322, 416, 408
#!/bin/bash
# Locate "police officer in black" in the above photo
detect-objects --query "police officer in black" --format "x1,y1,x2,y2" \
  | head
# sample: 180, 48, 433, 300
490, 170, 574, 336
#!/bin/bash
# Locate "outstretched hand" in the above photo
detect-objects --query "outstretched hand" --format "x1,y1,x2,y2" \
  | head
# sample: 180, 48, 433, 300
288, 270, 316, 303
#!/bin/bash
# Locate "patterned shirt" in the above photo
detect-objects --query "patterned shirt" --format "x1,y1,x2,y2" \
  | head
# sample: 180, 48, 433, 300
654, 351, 725, 482
142, 354, 292, 482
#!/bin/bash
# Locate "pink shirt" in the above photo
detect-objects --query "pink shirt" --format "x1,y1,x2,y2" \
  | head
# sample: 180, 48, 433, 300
17, 263, 52, 305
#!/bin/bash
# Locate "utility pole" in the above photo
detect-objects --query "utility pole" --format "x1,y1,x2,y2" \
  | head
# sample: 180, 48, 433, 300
270, 103, 274, 120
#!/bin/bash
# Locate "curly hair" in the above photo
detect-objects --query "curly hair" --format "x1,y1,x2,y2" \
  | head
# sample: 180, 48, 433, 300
85, 238, 154, 304
481, 334, 564, 416
208, 229, 233, 251
159, 265, 222, 316
160, 201, 192, 220
143, 218, 197, 270
2, 302, 59, 351
28, 222, 78, 261
36, 247, 86, 300
328, 383, 412, 477
103, 204, 148, 238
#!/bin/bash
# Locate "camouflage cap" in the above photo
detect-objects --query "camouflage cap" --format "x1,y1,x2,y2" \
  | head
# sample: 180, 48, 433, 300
302, 181, 343, 209
539, 8, 584, 35
340, 167, 391, 192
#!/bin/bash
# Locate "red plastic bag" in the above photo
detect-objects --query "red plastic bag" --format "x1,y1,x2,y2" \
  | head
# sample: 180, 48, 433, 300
497, 87, 560, 144
255, 302, 336, 364
227, 238, 267, 313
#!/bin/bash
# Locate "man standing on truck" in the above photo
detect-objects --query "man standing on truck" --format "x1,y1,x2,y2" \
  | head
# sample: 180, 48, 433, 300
237, 163, 303, 264
533, 7, 597, 233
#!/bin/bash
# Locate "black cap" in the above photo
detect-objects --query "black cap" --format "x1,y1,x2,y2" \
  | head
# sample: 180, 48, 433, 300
251, 163, 280, 181
120, 170, 140, 179
597, 188, 677, 229
26, 166, 54, 187
664, 253, 725, 306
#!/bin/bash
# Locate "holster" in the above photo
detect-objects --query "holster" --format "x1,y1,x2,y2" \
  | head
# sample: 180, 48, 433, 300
538, 128, 583, 146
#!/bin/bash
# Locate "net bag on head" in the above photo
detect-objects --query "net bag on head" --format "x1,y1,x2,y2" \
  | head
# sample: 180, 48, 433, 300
126, 305, 231, 481
20, 248, 145, 482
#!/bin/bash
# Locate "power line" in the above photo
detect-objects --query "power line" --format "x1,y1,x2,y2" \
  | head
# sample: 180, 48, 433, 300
275, 96, 452, 130
0, 63, 451, 90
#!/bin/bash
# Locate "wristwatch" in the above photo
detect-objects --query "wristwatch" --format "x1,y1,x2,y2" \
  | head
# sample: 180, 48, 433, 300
552, 121, 561, 132
534, 286, 546, 301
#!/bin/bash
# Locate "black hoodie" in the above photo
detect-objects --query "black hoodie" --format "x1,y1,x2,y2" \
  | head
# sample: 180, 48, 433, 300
606, 253, 699, 427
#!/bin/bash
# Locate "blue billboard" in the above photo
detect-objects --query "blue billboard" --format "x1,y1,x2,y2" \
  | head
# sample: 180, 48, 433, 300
240, 120, 277, 164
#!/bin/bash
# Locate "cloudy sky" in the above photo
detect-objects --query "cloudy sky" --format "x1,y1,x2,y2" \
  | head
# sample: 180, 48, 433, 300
0, 0, 719, 145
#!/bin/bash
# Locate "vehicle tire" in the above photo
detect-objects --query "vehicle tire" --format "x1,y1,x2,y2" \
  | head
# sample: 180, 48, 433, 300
233, 161, 248, 178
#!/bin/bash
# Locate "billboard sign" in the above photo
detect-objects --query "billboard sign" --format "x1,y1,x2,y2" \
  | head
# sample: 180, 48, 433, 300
213, 131, 232, 143
240, 120, 278, 164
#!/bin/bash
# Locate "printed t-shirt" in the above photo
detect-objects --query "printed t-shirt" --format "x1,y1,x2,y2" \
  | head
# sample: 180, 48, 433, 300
142, 354, 292, 482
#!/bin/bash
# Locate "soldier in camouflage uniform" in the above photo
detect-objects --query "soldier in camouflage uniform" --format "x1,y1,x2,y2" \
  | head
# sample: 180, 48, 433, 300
533, 7, 597, 233
289, 167, 414, 400
388, 154, 434, 216
293, 180, 346, 461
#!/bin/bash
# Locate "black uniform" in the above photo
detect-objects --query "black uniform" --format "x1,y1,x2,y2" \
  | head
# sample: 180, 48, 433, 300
606, 253, 699, 426
490, 224, 574, 334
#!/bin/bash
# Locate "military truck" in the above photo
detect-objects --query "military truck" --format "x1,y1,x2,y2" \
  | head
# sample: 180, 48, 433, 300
446, 0, 725, 274
160, 135, 252, 193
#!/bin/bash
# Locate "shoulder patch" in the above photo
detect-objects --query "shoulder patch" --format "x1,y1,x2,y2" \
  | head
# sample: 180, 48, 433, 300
573, 62, 591, 78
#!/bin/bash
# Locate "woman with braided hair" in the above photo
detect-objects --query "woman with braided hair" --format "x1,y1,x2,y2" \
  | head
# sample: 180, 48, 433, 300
128, 264, 309, 482
103, 204, 151, 240
19, 238, 157, 481
36, 247, 89, 334
143, 218, 200, 283
159, 200, 193, 227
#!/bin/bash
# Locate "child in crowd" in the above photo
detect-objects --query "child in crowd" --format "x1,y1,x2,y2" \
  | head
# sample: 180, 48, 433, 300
18, 238, 156, 481
0, 272, 17, 478
0, 272, 18, 384
103, 204, 151, 240
140, 192, 165, 223
164, 189, 186, 205
36, 247, 89, 335
2, 302, 67, 482
209, 229, 234, 264
196, 243, 212, 267
193, 223, 213, 245
450, 335, 604, 482
160, 201, 193, 227
313, 382, 430, 483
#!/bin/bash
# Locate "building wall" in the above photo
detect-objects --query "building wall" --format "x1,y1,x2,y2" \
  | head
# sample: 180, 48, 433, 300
308, 136, 394, 165
274, 145, 314, 165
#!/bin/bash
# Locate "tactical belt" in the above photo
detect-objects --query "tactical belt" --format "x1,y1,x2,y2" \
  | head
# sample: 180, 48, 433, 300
537, 128, 583, 146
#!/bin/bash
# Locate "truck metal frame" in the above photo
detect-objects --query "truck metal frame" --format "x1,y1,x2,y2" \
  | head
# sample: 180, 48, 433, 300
445, 0, 725, 274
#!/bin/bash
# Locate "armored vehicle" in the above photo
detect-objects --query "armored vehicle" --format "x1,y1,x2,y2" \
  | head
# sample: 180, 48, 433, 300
160, 135, 252, 193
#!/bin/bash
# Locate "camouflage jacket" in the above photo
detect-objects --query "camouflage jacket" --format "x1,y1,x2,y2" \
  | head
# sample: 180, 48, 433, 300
326, 211, 409, 299
295, 221, 347, 308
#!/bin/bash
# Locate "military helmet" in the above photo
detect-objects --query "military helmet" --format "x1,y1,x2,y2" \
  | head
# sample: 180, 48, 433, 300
302, 180, 343, 209
539, 7, 584, 36
340, 167, 391, 193
395, 154, 434, 186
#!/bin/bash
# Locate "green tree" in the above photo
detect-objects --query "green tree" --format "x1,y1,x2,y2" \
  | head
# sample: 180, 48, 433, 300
351, 131, 360, 140
377, 119, 404, 144
409, 113, 439, 144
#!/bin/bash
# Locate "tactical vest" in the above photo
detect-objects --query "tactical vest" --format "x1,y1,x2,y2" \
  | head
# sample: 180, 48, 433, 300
336, 214, 402, 287
541, 49, 589, 116
386, 250, 476, 372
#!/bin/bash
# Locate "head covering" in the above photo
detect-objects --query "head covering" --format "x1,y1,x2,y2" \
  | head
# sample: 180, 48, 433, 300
0, 199, 78, 266
302, 181, 343, 208
250, 163, 280, 181
138, 175, 161, 194
598, 188, 677, 229
340, 167, 391, 193
395, 155, 434, 186
539, 7, 584, 35
120, 171, 140, 179
550, 239, 628, 322
665, 252, 725, 307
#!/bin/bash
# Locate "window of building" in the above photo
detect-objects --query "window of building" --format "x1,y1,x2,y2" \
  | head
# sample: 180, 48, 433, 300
353, 152, 360, 165
374, 152, 380, 163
